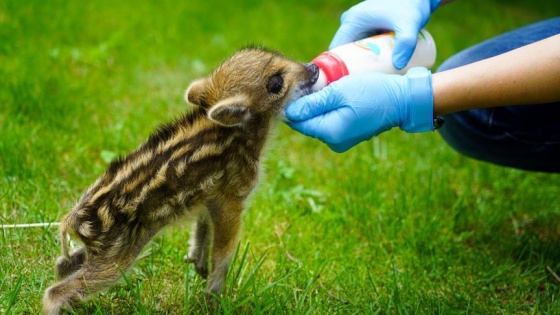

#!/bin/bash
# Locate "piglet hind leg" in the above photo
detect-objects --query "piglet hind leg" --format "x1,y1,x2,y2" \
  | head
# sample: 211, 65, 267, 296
43, 230, 155, 315
54, 247, 86, 280
42, 255, 131, 315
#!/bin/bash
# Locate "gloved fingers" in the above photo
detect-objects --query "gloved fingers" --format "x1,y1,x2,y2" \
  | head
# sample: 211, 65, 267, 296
284, 116, 324, 140
284, 87, 341, 122
329, 24, 358, 50
327, 136, 363, 153
329, 9, 358, 49
286, 107, 362, 150
327, 143, 352, 153
329, 5, 384, 49
392, 26, 421, 70
287, 117, 353, 153
285, 105, 342, 137
287, 120, 367, 153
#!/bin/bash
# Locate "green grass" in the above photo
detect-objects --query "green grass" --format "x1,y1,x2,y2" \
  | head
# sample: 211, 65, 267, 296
2, 0, 560, 313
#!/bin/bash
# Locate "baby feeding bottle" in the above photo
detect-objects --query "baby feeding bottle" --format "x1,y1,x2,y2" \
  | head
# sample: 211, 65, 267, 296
310, 29, 437, 92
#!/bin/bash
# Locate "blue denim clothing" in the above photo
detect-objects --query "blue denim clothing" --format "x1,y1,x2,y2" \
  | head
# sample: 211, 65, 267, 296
437, 17, 560, 173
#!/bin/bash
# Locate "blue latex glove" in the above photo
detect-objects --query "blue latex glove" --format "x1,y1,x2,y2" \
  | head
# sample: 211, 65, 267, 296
285, 67, 434, 153
330, 0, 441, 69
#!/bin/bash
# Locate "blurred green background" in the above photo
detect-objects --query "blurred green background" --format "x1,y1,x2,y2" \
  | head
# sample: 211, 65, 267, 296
1, 0, 560, 313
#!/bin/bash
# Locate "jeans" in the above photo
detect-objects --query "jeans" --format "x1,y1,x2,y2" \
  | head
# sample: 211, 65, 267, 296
436, 17, 560, 173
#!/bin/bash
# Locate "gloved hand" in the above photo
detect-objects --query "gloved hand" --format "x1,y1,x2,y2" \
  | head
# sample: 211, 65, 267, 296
330, 0, 441, 69
285, 67, 434, 153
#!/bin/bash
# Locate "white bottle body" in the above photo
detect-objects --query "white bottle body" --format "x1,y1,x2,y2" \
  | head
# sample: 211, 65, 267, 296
311, 29, 437, 91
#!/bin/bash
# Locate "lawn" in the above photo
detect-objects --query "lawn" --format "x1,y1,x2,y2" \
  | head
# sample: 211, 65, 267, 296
1, 0, 560, 313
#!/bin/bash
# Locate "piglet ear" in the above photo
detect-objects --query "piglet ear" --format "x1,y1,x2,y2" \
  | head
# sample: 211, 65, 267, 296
207, 95, 251, 127
185, 79, 207, 106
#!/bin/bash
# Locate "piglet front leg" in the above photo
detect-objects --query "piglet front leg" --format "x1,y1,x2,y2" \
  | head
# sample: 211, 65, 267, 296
184, 211, 212, 279
206, 198, 243, 296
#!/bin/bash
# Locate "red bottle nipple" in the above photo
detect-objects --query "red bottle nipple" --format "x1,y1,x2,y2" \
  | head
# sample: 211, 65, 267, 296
311, 52, 350, 84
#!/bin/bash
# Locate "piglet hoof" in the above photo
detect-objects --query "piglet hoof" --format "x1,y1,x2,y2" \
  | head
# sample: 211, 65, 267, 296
183, 253, 194, 264
184, 254, 209, 279
205, 292, 220, 310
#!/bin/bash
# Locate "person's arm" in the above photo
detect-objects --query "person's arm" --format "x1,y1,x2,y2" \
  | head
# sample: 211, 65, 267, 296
285, 34, 560, 153
433, 34, 560, 115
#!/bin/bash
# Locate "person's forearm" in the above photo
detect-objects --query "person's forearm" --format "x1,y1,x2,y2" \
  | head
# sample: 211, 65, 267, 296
432, 34, 560, 116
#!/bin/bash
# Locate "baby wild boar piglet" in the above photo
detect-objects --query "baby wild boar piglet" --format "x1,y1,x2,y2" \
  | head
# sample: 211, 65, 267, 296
42, 47, 319, 314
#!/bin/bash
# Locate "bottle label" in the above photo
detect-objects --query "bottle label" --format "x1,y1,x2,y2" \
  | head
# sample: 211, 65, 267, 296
353, 32, 396, 57
353, 31, 430, 56
324, 29, 436, 79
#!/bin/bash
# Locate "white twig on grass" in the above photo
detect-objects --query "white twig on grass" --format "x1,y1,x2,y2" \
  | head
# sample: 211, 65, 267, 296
1, 222, 61, 229
547, 266, 560, 283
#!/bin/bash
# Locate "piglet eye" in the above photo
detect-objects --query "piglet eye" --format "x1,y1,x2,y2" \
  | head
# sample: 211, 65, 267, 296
266, 72, 284, 94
